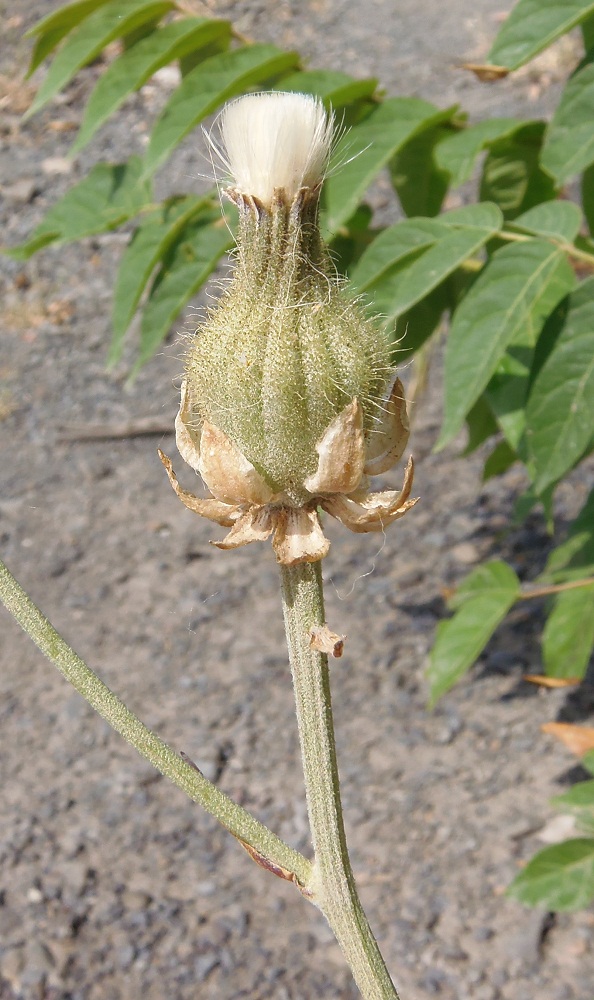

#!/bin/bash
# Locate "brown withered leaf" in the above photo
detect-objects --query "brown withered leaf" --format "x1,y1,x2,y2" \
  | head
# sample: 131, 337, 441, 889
524, 675, 582, 689
542, 722, 594, 756
310, 625, 345, 658
461, 62, 509, 82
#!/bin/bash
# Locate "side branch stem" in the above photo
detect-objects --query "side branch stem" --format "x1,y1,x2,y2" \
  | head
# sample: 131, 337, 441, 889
0, 557, 311, 888
280, 560, 399, 1000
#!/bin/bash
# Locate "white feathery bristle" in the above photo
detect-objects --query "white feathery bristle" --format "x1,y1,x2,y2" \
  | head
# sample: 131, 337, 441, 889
219, 92, 333, 205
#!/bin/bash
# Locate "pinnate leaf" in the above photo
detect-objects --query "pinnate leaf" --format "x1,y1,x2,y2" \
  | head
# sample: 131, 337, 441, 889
26, 0, 175, 118
133, 209, 235, 369
526, 277, 594, 492
72, 18, 231, 153
110, 195, 213, 363
427, 560, 520, 705
143, 44, 300, 177
438, 240, 575, 448
488, 0, 594, 71
508, 839, 594, 910
25, 0, 113, 76
5, 158, 152, 260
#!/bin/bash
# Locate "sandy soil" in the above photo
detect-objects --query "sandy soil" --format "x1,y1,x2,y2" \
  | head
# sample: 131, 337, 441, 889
1, 2, 594, 998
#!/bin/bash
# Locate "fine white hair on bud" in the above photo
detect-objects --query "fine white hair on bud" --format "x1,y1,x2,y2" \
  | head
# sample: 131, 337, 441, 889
219, 91, 334, 205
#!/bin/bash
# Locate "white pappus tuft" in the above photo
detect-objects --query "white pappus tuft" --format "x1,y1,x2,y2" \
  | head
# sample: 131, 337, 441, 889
216, 92, 334, 205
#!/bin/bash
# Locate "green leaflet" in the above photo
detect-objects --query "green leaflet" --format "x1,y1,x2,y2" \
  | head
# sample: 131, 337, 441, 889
438, 240, 575, 449
324, 98, 457, 235
142, 44, 300, 176
110, 195, 213, 363
5, 158, 152, 260
133, 210, 235, 370
482, 440, 517, 481
526, 276, 594, 492
542, 584, 594, 679
352, 203, 502, 331
508, 839, 594, 910
488, 0, 594, 71
511, 201, 583, 242
72, 18, 232, 153
350, 218, 446, 293
427, 561, 520, 706
278, 69, 378, 108
26, 0, 175, 118
25, 0, 113, 76
435, 118, 523, 188
390, 122, 453, 217
479, 121, 557, 220
542, 62, 594, 183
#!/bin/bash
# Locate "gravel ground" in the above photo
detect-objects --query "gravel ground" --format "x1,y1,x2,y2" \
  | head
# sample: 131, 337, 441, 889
1, 2, 594, 999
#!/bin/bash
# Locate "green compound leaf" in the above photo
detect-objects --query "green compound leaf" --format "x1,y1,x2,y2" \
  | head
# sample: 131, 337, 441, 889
143, 44, 300, 177
72, 19, 232, 153
543, 584, 594, 679
324, 98, 456, 235
542, 62, 594, 183
438, 240, 575, 449
353, 203, 502, 331
480, 121, 557, 220
26, 0, 175, 118
278, 69, 378, 107
110, 194, 213, 363
544, 487, 594, 583
435, 118, 523, 188
5, 158, 152, 260
25, 0, 113, 76
508, 839, 594, 911
511, 201, 583, 242
526, 276, 594, 493
133, 209, 235, 369
488, 0, 594, 71
427, 560, 520, 706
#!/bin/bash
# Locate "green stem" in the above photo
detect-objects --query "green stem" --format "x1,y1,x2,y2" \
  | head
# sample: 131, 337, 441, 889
519, 575, 594, 601
0, 557, 312, 889
499, 228, 594, 270
280, 561, 399, 1000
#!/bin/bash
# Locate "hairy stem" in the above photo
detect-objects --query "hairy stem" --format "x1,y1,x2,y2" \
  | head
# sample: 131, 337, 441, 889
0, 557, 312, 888
280, 560, 399, 1000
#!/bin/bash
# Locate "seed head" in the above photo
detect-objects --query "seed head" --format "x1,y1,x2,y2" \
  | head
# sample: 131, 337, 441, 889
161, 92, 417, 564
219, 92, 334, 206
